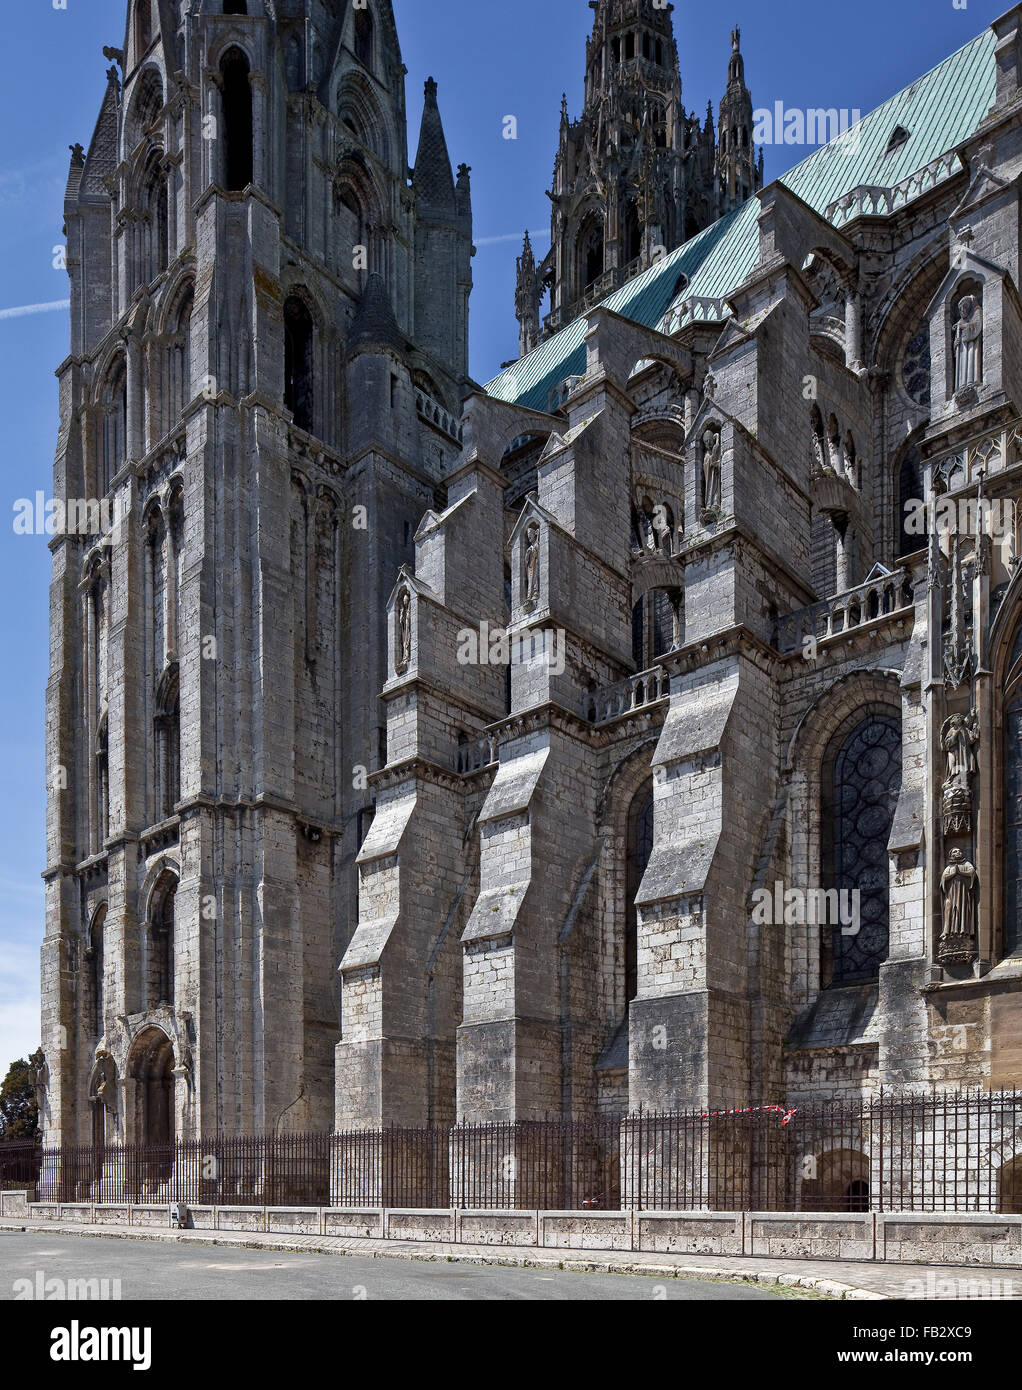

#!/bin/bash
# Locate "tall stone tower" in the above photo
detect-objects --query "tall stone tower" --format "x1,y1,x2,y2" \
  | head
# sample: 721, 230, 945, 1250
715, 27, 762, 215
518, 0, 761, 346
41, 0, 472, 1148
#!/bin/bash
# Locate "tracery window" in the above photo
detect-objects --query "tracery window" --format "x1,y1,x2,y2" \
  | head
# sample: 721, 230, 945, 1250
822, 713, 902, 985
902, 326, 931, 406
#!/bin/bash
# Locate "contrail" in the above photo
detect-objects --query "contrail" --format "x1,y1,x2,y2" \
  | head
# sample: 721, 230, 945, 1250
0, 299, 70, 321
475, 230, 550, 247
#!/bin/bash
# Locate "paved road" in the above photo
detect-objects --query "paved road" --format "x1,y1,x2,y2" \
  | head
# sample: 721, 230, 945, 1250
0, 1231, 784, 1301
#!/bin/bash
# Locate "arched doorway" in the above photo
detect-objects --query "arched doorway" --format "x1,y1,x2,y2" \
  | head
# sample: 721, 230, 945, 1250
128, 1028, 176, 1191
800, 1148, 871, 1211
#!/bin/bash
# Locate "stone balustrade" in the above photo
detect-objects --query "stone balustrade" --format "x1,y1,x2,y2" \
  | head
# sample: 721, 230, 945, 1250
455, 733, 499, 775
584, 665, 670, 724
415, 388, 463, 444
825, 150, 961, 226
776, 568, 914, 654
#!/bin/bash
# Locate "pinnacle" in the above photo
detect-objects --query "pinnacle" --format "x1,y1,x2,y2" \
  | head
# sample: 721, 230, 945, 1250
347, 272, 404, 355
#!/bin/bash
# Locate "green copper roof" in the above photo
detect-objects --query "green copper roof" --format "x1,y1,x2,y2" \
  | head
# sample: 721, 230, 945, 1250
485, 25, 996, 413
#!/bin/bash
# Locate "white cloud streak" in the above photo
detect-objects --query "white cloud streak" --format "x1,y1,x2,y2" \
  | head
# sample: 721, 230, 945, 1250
0, 299, 70, 321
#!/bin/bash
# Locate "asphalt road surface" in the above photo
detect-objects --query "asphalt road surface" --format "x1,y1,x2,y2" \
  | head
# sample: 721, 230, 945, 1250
0, 1231, 784, 1301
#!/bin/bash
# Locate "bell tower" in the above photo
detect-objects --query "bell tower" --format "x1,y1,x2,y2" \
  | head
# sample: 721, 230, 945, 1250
42, 0, 472, 1147
516, 1, 760, 352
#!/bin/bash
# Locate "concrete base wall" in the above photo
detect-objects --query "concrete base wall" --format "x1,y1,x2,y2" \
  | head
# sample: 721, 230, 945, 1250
16, 1201, 1022, 1266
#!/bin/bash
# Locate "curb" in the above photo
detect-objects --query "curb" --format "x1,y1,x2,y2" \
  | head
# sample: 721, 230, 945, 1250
0, 1218, 884, 1298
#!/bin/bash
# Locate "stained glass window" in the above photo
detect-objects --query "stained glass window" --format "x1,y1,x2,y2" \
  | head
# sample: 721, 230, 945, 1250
903, 327, 931, 406
825, 714, 902, 984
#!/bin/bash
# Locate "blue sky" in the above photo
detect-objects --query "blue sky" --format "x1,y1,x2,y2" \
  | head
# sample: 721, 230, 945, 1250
0, 0, 1005, 1070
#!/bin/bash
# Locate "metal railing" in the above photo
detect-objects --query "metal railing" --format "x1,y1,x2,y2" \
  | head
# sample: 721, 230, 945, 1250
0, 1139, 41, 1189
30, 1091, 1022, 1213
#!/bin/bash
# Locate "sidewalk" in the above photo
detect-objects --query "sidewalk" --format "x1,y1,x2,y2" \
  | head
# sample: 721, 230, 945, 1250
4, 1214, 1016, 1299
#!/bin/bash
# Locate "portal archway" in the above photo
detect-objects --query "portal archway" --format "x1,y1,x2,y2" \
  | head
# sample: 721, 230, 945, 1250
127, 1026, 176, 1151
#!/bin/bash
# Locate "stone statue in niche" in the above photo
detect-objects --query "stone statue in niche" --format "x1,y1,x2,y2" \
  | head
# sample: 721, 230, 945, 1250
940, 710, 979, 834
939, 848, 978, 966
954, 294, 982, 392
29, 1047, 48, 1115
701, 428, 722, 513
396, 588, 411, 673
524, 522, 540, 607
92, 1049, 118, 1114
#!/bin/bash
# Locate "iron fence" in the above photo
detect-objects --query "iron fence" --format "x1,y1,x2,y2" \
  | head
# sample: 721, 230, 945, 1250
27, 1090, 1022, 1213
0, 1138, 41, 1189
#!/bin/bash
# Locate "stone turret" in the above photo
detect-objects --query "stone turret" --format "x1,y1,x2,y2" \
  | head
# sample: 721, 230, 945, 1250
515, 231, 541, 359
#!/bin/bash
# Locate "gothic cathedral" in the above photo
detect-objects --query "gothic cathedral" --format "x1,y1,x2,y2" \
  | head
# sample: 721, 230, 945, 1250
40, 0, 1022, 1150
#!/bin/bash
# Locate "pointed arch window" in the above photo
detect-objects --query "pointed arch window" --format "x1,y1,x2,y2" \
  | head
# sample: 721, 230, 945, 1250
167, 286, 193, 424
100, 358, 127, 493
155, 664, 180, 822
140, 151, 169, 287
284, 294, 315, 433
822, 712, 902, 985
354, 8, 374, 69
95, 713, 110, 850
631, 588, 681, 668
220, 48, 253, 191
147, 505, 168, 678
135, 0, 153, 58
626, 783, 655, 1005
897, 446, 924, 557
86, 905, 107, 1040
1003, 621, 1022, 957
578, 213, 604, 293
147, 875, 176, 1009
85, 562, 110, 856
224, 1, 248, 12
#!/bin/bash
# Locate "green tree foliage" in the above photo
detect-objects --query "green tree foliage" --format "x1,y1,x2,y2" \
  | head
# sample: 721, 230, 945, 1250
0, 1058, 39, 1140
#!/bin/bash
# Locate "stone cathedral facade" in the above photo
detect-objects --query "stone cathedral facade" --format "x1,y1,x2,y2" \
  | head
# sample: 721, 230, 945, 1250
39, 0, 1022, 1155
